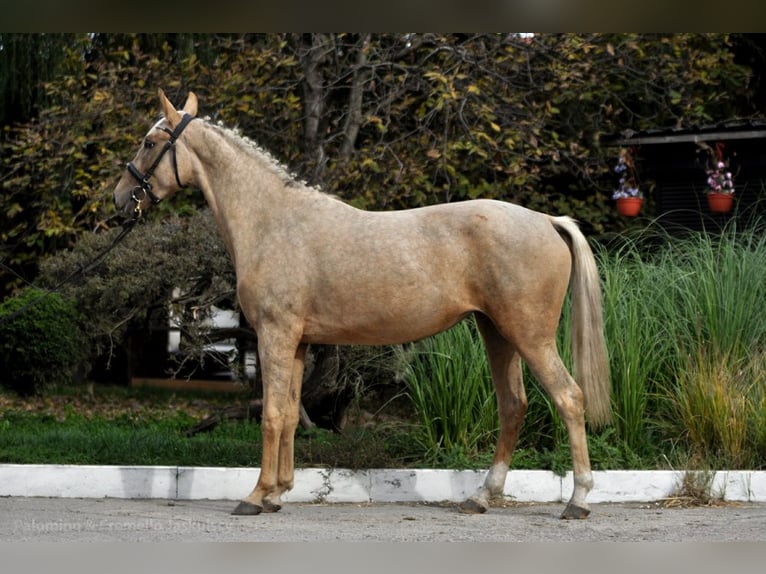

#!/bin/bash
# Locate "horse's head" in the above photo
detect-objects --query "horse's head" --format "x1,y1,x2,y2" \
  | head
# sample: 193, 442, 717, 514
113, 89, 198, 216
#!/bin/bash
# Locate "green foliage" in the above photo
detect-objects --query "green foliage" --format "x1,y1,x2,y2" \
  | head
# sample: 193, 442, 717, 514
0, 397, 419, 468
0, 288, 88, 395
36, 210, 235, 361
513, 428, 644, 476
600, 222, 766, 468
0, 34, 82, 125
0, 33, 755, 294
401, 318, 499, 464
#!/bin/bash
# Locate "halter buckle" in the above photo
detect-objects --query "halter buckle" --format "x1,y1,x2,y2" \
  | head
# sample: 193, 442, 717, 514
130, 186, 147, 216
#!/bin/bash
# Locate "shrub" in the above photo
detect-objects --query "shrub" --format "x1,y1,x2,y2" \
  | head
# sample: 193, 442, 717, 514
0, 288, 89, 395
37, 211, 236, 363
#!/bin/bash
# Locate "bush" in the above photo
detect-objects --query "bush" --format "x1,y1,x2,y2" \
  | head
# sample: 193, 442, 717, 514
0, 288, 89, 395
38, 211, 236, 365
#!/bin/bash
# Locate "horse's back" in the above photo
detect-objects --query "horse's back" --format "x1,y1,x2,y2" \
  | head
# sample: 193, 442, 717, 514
256, 197, 574, 345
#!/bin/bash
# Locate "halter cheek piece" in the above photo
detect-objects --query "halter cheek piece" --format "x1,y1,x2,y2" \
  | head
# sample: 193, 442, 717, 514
126, 113, 196, 211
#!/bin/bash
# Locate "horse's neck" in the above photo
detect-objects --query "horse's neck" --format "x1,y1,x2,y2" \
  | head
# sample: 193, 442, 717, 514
189, 125, 299, 264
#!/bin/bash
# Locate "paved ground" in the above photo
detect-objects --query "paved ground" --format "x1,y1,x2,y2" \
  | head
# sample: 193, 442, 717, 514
2, 497, 766, 542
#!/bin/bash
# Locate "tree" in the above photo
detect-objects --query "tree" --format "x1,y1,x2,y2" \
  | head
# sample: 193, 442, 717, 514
1, 33, 754, 297
0, 34, 82, 127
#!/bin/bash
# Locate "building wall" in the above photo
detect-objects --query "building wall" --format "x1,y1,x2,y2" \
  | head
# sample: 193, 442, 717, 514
635, 137, 766, 233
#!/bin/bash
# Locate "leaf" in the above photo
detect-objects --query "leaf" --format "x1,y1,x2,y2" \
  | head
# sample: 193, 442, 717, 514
424, 70, 448, 84
6, 203, 23, 218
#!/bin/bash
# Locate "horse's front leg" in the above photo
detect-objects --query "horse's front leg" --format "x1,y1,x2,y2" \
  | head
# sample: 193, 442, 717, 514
264, 343, 307, 512
232, 335, 306, 516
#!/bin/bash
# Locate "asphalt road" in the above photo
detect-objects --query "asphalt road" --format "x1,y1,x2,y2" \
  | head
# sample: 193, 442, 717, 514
2, 497, 766, 542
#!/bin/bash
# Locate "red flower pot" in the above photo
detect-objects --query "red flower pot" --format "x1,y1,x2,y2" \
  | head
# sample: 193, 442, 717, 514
616, 197, 643, 217
707, 192, 734, 213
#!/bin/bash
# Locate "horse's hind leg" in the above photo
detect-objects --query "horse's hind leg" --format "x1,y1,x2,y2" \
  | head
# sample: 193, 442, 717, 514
460, 315, 528, 514
521, 343, 593, 519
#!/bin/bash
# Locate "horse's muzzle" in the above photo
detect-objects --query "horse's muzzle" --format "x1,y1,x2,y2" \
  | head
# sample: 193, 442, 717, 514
113, 186, 138, 216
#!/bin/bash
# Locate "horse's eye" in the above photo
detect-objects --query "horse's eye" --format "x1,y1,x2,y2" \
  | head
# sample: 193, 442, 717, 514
144, 139, 156, 150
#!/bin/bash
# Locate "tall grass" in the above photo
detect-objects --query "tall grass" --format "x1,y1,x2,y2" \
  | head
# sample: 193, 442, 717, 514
403, 221, 766, 470
599, 242, 673, 453
669, 347, 765, 468
402, 318, 498, 465
662, 226, 766, 357
599, 223, 766, 467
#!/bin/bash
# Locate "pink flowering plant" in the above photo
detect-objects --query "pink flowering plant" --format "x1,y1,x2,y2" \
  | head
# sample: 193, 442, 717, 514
612, 148, 642, 200
706, 154, 734, 196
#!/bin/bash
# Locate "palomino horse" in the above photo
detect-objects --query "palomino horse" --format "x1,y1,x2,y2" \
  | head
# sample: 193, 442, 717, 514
113, 90, 611, 519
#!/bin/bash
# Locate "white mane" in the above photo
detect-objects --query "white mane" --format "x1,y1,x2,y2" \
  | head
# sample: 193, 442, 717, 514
202, 117, 307, 188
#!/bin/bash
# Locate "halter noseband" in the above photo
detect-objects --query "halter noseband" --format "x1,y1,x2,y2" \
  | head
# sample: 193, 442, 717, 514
126, 113, 196, 209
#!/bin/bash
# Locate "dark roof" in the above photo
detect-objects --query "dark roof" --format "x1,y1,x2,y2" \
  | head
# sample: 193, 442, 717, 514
604, 119, 766, 146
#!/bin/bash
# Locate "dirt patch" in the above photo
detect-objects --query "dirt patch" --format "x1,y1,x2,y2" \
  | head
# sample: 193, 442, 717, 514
0, 385, 240, 422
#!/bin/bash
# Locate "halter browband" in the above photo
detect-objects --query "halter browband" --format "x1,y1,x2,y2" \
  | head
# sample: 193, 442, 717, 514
127, 113, 196, 207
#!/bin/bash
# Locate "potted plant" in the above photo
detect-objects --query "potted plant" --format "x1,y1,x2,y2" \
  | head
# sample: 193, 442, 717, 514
704, 143, 735, 213
612, 148, 643, 217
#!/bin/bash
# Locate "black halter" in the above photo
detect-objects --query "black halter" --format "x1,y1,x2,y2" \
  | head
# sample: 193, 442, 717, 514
126, 113, 196, 207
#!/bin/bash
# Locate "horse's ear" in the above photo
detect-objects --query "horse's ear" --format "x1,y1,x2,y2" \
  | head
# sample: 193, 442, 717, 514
182, 92, 198, 117
158, 88, 181, 127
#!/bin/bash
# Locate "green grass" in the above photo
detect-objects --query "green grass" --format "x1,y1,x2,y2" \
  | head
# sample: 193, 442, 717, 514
0, 401, 643, 471
0, 410, 259, 466
0, 409, 426, 469
0, 408, 428, 469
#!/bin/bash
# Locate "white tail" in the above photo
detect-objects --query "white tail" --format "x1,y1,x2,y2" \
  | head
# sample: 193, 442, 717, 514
550, 216, 612, 427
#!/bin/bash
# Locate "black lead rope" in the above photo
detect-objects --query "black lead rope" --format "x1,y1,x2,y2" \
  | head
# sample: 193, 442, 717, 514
0, 215, 139, 325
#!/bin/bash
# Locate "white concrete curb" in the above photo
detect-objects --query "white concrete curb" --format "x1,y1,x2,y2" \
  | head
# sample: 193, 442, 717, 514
1, 465, 765, 503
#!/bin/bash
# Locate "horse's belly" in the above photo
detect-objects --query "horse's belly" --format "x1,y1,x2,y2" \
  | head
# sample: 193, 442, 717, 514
301, 302, 472, 346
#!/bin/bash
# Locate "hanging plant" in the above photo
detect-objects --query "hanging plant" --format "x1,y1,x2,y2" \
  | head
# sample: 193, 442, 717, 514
612, 147, 643, 217
703, 142, 735, 213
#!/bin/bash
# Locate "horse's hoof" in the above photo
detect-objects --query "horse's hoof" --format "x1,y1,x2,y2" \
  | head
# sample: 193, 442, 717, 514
560, 503, 590, 520
262, 500, 282, 513
231, 501, 263, 516
458, 498, 488, 514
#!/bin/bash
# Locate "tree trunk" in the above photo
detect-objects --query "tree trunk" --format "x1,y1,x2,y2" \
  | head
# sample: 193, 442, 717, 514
299, 33, 330, 182
339, 33, 371, 159
301, 344, 357, 431
185, 344, 360, 435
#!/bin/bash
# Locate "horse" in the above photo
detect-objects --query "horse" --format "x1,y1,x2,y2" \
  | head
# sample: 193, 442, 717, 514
113, 89, 611, 519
